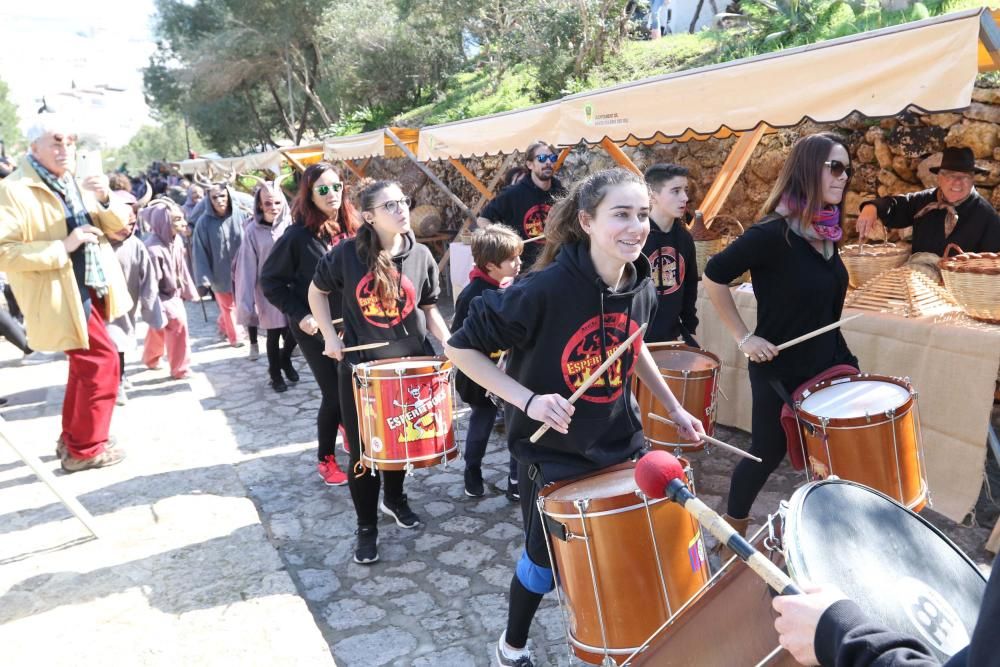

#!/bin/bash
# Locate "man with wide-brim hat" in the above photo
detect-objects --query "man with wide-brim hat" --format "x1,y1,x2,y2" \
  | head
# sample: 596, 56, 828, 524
857, 146, 1000, 256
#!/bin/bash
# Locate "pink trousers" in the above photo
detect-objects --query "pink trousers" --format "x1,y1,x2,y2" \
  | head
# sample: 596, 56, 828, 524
144, 298, 191, 378
214, 291, 241, 344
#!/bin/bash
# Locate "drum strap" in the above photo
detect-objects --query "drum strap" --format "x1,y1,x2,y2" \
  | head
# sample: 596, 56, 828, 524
543, 514, 570, 542
768, 377, 814, 436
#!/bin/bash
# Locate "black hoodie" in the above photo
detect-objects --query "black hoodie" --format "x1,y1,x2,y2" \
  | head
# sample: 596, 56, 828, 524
642, 217, 699, 344
448, 241, 657, 473
312, 231, 439, 364
261, 222, 348, 325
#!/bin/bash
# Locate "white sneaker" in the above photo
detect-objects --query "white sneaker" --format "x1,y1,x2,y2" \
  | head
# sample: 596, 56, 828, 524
21, 351, 61, 366
115, 385, 129, 406
248, 343, 260, 360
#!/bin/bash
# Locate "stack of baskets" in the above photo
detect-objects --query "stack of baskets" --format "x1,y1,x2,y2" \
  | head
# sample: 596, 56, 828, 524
841, 231, 911, 289
690, 213, 747, 283
938, 243, 1000, 324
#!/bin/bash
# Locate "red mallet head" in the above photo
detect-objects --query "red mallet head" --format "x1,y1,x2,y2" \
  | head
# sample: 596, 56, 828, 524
634, 450, 686, 499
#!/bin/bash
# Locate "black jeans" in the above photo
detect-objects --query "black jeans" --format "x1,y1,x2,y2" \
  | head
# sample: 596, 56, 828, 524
725, 365, 809, 519
247, 325, 258, 345
0, 308, 30, 354
291, 326, 343, 462
265, 327, 296, 378
464, 403, 518, 480
338, 362, 405, 527
3, 285, 22, 322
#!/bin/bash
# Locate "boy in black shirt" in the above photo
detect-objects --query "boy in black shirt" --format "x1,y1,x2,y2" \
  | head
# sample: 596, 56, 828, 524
451, 224, 523, 498
643, 163, 699, 345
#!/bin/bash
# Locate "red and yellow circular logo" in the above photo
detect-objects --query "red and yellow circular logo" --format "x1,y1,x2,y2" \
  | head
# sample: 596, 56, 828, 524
522, 204, 550, 240
561, 313, 641, 404
355, 273, 417, 328
648, 246, 685, 295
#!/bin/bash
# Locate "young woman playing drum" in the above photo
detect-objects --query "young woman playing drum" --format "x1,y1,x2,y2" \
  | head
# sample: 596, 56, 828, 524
308, 180, 450, 565
445, 168, 703, 667
262, 163, 359, 486
703, 132, 858, 543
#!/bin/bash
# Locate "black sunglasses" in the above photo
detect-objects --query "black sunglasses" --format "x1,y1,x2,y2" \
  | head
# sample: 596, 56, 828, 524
824, 160, 853, 179
313, 183, 343, 196
534, 154, 558, 164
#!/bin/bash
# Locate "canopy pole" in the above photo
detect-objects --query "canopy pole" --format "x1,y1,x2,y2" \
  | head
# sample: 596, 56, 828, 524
599, 138, 643, 176
554, 147, 571, 172
280, 149, 306, 173
697, 123, 768, 225
449, 158, 494, 200
981, 10, 1000, 68
342, 159, 365, 180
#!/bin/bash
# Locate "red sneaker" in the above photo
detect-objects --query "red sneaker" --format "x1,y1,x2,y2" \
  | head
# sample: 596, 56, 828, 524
317, 455, 347, 486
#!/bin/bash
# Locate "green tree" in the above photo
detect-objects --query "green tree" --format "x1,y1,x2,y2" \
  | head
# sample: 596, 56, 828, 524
106, 114, 205, 173
0, 78, 24, 154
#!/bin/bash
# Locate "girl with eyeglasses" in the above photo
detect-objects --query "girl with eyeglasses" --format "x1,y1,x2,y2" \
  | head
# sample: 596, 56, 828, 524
308, 180, 451, 565
703, 132, 859, 546
262, 162, 359, 486
446, 168, 702, 667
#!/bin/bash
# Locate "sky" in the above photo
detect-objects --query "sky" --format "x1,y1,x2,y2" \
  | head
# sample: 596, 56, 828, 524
0, 0, 159, 148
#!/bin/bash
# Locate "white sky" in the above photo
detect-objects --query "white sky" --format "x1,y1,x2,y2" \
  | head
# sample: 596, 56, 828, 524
0, 0, 159, 147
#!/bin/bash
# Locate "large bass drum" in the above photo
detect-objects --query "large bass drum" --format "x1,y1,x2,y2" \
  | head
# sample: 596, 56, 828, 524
625, 480, 986, 666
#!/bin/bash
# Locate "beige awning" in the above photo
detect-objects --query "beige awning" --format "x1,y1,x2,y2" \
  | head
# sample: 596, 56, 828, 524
558, 9, 984, 146
177, 143, 324, 176
417, 101, 562, 161
323, 130, 387, 162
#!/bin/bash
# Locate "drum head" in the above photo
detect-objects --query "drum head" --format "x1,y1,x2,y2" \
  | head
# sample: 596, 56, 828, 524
800, 378, 909, 419
648, 347, 719, 373
784, 481, 986, 661
545, 466, 637, 503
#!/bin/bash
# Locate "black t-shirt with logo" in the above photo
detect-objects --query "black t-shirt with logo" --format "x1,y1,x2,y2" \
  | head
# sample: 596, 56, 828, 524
642, 219, 699, 344
312, 232, 440, 364
480, 176, 566, 268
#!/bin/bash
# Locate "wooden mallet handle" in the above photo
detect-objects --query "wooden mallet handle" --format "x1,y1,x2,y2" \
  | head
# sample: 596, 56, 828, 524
646, 413, 762, 463
529, 323, 647, 443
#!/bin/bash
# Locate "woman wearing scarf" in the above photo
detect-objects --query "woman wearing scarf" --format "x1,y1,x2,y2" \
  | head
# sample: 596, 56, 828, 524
235, 180, 297, 392
144, 203, 198, 378
856, 146, 1000, 256
703, 132, 859, 542
193, 183, 247, 346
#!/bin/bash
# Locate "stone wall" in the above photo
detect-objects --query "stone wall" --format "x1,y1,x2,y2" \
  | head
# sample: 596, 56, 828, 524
350, 85, 1000, 242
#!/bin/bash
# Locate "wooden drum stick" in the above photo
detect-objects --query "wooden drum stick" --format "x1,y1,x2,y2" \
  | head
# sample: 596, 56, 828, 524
647, 413, 762, 462
525, 234, 546, 243
775, 314, 862, 352
332, 318, 343, 326
529, 324, 647, 443
341, 341, 390, 353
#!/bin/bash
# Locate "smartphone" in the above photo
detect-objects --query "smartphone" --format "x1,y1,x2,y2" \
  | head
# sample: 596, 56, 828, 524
76, 150, 102, 180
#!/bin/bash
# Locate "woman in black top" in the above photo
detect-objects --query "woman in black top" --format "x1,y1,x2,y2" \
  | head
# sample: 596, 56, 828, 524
260, 162, 359, 486
703, 132, 858, 539
308, 180, 451, 566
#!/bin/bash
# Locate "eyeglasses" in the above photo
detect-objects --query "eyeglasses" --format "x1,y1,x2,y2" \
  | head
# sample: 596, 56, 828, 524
824, 160, 853, 180
534, 154, 558, 164
313, 183, 343, 196
369, 196, 411, 215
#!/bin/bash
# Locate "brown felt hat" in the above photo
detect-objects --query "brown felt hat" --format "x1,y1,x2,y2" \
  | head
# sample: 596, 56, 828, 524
929, 146, 989, 175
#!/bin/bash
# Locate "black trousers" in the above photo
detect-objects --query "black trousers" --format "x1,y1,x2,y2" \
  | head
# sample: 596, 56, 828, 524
725, 364, 809, 519
338, 362, 406, 527
265, 327, 296, 377
0, 307, 30, 354
291, 326, 343, 462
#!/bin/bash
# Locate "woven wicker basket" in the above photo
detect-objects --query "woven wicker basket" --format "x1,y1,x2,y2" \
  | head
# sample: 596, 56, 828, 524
938, 243, 1000, 324
841, 229, 910, 288
690, 213, 723, 277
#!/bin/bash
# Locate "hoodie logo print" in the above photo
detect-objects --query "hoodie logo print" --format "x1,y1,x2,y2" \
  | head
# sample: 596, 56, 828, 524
355, 273, 416, 328
522, 204, 550, 240
561, 313, 640, 404
648, 246, 684, 295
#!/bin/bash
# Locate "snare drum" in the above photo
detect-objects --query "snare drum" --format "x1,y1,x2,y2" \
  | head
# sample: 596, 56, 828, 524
626, 480, 986, 666
352, 356, 458, 471
635, 344, 720, 452
538, 461, 710, 665
796, 374, 928, 511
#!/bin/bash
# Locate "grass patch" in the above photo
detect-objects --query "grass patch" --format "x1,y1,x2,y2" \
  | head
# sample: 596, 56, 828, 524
395, 65, 540, 127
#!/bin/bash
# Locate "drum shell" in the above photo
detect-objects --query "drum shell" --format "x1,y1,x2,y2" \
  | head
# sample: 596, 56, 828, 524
635, 344, 720, 452
353, 356, 458, 471
540, 462, 710, 664
796, 375, 926, 511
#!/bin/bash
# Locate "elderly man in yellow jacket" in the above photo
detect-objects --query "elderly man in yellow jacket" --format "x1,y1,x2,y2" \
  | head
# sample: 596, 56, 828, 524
0, 113, 134, 472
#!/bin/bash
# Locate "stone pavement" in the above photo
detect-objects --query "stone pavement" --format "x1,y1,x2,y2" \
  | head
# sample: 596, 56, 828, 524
0, 298, 996, 667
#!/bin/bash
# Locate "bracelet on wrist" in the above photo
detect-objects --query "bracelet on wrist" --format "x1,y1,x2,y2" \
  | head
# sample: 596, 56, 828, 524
523, 393, 538, 414
737, 332, 753, 350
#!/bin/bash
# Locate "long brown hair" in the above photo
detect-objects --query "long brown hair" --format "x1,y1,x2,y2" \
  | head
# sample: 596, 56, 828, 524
533, 168, 646, 272
761, 132, 848, 231
357, 180, 404, 307
291, 162, 360, 238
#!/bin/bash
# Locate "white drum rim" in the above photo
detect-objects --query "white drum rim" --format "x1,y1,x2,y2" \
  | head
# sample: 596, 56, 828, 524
799, 378, 911, 419
361, 444, 458, 466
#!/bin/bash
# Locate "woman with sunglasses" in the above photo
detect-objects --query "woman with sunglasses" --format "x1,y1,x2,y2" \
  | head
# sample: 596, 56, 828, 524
477, 140, 566, 269
308, 180, 451, 565
261, 163, 359, 486
703, 132, 858, 544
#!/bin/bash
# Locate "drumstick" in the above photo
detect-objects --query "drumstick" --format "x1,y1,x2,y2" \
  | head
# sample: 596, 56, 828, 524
647, 413, 762, 463
525, 234, 546, 243
332, 318, 343, 326
635, 452, 802, 596
775, 314, 862, 352
340, 341, 390, 353
529, 323, 647, 443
